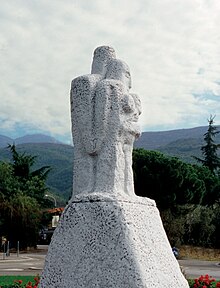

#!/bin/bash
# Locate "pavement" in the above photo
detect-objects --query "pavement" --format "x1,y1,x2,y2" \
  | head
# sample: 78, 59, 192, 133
0, 245, 219, 279
0, 252, 45, 276
179, 259, 220, 279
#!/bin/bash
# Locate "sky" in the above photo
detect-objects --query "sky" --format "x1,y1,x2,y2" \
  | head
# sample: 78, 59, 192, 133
1, 0, 220, 143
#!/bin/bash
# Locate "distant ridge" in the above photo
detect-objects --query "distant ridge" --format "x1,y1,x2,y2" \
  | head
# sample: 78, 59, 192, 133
0, 134, 62, 148
0, 135, 13, 148
15, 134, 62, 145
135, 126, 211, 150
134, 125, 220, 163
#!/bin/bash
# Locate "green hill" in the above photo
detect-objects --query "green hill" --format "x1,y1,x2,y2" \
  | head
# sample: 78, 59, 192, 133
156, 138, 204, 163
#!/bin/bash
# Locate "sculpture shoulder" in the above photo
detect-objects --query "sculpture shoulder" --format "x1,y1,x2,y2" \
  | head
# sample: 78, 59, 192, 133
71, 74, 102, 89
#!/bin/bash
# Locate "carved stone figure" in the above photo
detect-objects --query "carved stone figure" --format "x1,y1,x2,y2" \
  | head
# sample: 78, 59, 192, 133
71, 48, 141, 197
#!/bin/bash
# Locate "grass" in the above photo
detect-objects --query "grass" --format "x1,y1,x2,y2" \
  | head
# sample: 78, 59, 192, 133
180, 245, 220, 261
0, 275, 36, 286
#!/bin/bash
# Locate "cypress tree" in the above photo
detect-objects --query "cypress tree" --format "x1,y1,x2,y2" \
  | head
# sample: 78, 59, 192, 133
195, 115, 220, 174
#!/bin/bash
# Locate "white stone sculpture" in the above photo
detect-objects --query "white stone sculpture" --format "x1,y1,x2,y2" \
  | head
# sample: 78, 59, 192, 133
71, 48, 140, 197
40, 46, 189, 288
70, 46, 116, 194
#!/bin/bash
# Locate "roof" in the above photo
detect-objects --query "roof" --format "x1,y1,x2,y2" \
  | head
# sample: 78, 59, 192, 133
48, 207, 65, 214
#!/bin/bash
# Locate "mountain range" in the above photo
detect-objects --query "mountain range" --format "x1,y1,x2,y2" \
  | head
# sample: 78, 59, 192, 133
0, 134, 61, 148
0, 126, 219, 201
134, 125, 220, 162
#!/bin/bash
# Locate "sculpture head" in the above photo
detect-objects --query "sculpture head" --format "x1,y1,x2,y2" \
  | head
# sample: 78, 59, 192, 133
91, 46, 116, 76
105, 59, 132, 91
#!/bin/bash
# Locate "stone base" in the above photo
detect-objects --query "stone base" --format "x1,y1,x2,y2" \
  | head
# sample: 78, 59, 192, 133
40, 193, 189, 287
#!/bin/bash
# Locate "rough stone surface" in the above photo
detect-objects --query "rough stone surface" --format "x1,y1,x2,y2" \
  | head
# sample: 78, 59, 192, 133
40, 46, 189, 287
40, 194, 189, 287
70, 47, 140, 197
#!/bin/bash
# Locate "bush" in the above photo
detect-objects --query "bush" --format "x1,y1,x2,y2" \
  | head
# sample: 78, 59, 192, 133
188, 274, 220, 287
0, 276, 39, 288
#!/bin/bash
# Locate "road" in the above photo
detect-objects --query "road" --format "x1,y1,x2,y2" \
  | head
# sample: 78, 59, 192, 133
0, 246, 219, 279
179, 259, 220, 279
0, 253, 45, 276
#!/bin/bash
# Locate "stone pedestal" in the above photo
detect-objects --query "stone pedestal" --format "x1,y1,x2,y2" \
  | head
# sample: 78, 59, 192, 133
40, 193, 189, 287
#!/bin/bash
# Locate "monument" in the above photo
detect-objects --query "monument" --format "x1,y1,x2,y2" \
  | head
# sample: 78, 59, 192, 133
40, 46, 189, 287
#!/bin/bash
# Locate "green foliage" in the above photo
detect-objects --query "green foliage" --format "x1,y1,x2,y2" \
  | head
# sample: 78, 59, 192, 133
0, 194, 41, 248
211, 205, 220, 248
194, 115, 220, 174
0, 145, 51, 248
0, 276, 36, 286
0, 143, 73, 201
0, 275, 40, 288
8, 144, 51, 182
0, 162, 18, 198
184, 205, 216, 247
162, 204, 220, 249
0, 145, 51, 206
193, 165, 220, 206
133, 149, 205, 209
133, 148, 220, 248
160, 206, 187, 246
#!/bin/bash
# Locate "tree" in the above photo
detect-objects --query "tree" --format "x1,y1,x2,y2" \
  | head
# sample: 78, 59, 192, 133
0, 192, 41, 249
9, 144, 50, 180
193, 164, 220, 206
0, 162, 18, 198
8, 144, 51, 205
132, 149, 205, 209
0, 145, 51, 248
194, 115, 220, 174
132, 148, 220, 248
